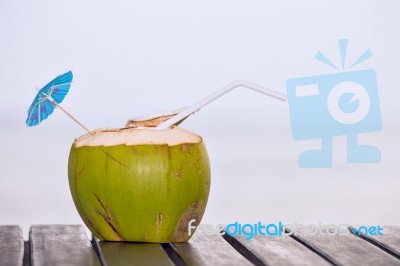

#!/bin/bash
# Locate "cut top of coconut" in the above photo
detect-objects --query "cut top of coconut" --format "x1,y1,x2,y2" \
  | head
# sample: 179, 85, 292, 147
74, 126, 202, 147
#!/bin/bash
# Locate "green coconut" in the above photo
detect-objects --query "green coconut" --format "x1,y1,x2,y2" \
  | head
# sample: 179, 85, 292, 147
68, 126, 211, 242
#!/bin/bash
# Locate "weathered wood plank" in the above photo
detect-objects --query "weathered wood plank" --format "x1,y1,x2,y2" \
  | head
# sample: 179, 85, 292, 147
378, 226, 400, 253
0, 226, 24, 266
349, 225, 400, 260
296, 226, 400, 266
30, 225, 100, 266
99, 241, 172, 266
234, 234, 331, 266
173, 231, 253, 266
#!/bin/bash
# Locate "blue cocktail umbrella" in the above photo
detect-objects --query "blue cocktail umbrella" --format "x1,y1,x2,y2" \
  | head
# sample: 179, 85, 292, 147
26, 71, 92, 134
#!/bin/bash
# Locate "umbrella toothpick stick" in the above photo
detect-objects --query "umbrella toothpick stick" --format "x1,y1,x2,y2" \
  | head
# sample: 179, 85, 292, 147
37, 88, 94, 136
156, 80, 287, 130
50, 101, 94, 136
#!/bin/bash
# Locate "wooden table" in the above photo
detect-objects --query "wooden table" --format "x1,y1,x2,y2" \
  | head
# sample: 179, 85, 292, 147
1, 225, 399, 266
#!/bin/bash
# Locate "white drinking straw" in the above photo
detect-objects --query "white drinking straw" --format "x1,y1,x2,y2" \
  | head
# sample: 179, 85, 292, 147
156, 80, 287, 130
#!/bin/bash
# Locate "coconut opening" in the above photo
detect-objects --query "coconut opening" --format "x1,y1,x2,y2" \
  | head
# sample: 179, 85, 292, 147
75, 126, 202, 147
125, 108, 188, 128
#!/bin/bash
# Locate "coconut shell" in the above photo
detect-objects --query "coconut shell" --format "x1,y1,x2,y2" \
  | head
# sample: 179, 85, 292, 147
68, 127, 211, 242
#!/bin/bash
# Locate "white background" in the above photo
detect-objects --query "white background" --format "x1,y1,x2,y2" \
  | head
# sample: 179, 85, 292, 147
1, 0, 399, 239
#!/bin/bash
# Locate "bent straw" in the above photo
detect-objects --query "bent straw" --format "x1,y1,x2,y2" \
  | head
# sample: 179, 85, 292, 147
156, 80, 287, 130
36, 88, 94, 135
